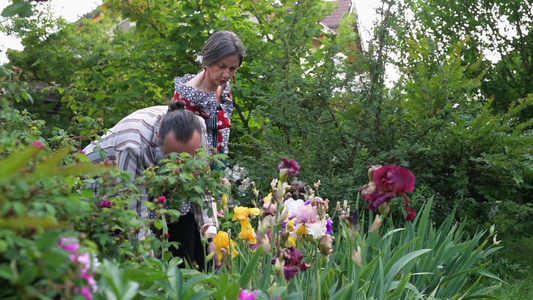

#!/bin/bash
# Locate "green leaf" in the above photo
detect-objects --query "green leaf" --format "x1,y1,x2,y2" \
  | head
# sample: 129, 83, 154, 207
168, 265, 182, 296
36, 229, 61, 250
330, 282, 355, 300
0, 145, 41, 183
238, 246, 263, 289
122, 281, 140, 300
154, 219, 164, 230
282, 292, 305, 300
186, 290, 214, 300
0, 265, 14, 280
386, 273, 413, 299
385, 249, 432, 286
1, 2, 32, 18
16, 265, 38, 286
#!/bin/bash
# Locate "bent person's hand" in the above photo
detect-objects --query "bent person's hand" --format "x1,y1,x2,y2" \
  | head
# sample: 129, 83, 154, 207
208, 241, 222, 270
220, 177, 231, 186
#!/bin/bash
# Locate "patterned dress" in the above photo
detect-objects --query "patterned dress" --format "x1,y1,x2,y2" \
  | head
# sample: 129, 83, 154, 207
173, 74, 233, 154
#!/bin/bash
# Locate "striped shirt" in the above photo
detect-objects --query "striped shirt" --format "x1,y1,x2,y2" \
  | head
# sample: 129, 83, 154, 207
83, 106, 217, 238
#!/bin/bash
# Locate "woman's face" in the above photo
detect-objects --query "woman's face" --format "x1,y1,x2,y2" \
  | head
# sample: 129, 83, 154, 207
206, 55, 240, 86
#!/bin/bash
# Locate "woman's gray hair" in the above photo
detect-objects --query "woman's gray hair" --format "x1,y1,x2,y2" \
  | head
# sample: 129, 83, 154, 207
201, 31, 246, 67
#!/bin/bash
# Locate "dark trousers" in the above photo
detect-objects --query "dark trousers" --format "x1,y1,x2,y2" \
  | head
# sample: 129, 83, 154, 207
168, 212, 207, 271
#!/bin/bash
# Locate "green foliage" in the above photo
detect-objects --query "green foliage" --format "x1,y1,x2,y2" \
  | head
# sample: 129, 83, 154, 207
1, 0, 36, 18
139, 150, 231, 218
487, 272, 533, 300
0, 141, 108, 298
2, 0, 532, 297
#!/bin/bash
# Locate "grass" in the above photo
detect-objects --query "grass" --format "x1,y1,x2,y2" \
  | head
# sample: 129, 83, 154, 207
485, 237, 533, 299
489, 274, 533, 300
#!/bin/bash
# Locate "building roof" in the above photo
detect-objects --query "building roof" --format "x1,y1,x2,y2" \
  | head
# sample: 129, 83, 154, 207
321, 0, 352, 33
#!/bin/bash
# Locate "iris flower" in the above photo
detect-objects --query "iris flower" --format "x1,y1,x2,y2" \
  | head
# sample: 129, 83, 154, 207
278, 157, 300, 178
373, 164, 415, 194
305, 219, 328, 238
233, 206, 261, 243
362, 164, 417, 221
213, 231, 239, 258
271, 247, 311, 281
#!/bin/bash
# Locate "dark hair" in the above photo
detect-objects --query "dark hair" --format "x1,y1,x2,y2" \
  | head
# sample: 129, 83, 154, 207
159, 100, 204, 144
201, 31, 246, 67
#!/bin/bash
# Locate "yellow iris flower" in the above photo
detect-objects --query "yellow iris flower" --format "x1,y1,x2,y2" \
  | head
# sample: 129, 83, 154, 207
232, 206, 260, 244
296, 223, 308, 235
287, 235, 297, 247
263, 193, 273, 203
287, 217, 297, 232
213, 231, 239, 258
237, 219, 257, 244
233, 206, 261, 221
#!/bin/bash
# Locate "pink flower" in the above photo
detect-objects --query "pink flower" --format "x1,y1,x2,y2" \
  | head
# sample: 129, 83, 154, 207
77, 149, 86, 154
157, 196, 166, 204
32, 140, 45, 149
14, 67, 22, 73
79, 287, 93, 300
99, 200, 113, 208
239, 289, 259, 300
59, 237, 81, 253
373, 164, 415, 194
295, 205, 319, 223
96, 118, 103, 123
59, 237, 99, 299
163, 233, 170, 238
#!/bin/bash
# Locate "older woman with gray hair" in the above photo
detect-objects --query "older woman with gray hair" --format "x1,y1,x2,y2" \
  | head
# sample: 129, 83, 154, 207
167, 31, 245, 270
173, 30, 246, 156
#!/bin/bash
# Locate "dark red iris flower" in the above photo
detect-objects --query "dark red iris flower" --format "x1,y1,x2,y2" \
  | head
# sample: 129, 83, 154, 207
364, 191, 397, 211
373, 164, 415, 194
278, 158, 300, 177
271, 246, 310, 281
362, 164, 417, 221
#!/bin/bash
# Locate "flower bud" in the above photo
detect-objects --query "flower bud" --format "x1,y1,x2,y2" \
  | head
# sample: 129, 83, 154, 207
406, 207, 416, 222
336, 201, 342, 212
378, 202, 391, 217
319, 234, 334, 256
368, 165, 382, 181
369, 215, 384, 232
352, 246, 363, 266
493, 234, 501, 245
32, 140, 45, 150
